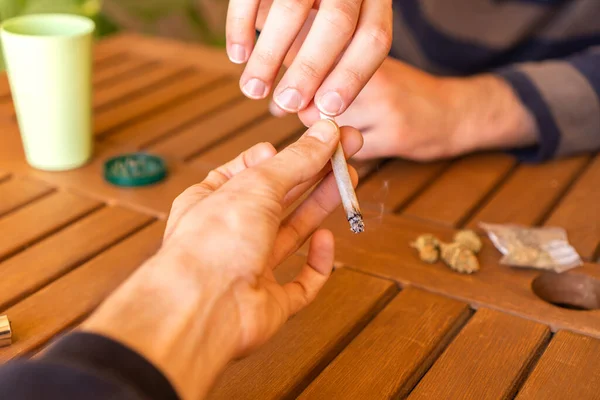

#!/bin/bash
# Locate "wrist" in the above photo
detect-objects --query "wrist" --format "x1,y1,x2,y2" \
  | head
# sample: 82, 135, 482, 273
444, 74, 538, 154
81, 245, 242, 400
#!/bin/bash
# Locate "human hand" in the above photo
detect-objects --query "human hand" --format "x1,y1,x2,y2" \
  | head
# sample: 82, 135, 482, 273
226, 0, 392, 116
284, 57, 538, 161
82, 121, 363, 399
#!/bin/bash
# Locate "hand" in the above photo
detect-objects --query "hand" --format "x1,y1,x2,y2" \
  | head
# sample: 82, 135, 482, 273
226, 0, 392, 116
290, 57, 538, 161
82, 121, 363, 399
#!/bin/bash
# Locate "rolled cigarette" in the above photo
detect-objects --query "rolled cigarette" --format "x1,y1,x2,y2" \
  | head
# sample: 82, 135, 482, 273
320, 113, 364, 234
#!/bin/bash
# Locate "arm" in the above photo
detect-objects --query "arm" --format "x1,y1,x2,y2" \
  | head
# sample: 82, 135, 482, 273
495, 47, 600, 161
0, 120, 364, 400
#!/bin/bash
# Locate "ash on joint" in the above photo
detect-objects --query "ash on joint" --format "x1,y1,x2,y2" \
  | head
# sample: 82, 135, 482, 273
348, 213, 365, 234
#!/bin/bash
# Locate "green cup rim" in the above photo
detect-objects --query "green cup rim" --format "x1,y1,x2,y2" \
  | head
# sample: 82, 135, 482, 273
0, 13, 95, 39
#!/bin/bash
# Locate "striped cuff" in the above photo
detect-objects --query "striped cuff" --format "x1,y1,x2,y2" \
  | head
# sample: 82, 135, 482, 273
496, 69, 561, 162
496, 53, 600, 162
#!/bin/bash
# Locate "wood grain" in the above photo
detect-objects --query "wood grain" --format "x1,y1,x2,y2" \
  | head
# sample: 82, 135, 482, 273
409, 308, 549, 400
515, 330, 600, 400
189, 114, 304, 169
93, 57, 153, 86
356, 159, 448, 213
318, 211, 600, 338
107, 80, 243, 147
94, 71, 224, 135
0, 206, 153, 310
402, 154, 515, 227
466, 156, 589, 229
148, 97, 270, 160
300, 287, 470, 399
93, 63, 188, 109
0, 176, 53, 217
544, 155, 600, 260
0, 221, 165, 361
0, 191, 102, 261
208, 268, 397, 400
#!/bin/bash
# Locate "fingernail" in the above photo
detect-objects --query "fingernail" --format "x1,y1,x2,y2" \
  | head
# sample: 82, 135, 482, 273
308, 119, 338, 143
317, 91, 343, 115
228, 44, 247, 64
275, 88, 302, 112
269, 101, 286, 117
242, 78, 267, 99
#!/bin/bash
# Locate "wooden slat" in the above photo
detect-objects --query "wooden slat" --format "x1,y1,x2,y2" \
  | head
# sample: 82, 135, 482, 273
466, 156, 589, 229
0, 221, 165, 361
516, 331, 600, 399
356, 159, 448, 213
117, 33, 242, 75
93, 57, 153, 86
94, 63, 188, 109
106, 80, 244, 147
317, 211, 600, 338
300, 288, 470, 399
402, 154, 514, 227
148, 97, 270, 160
409, 308, 549, 400
0, 206, 153, 310
0, 191, 102, 261
208, 268, 397, 399
0, 177, 53, 217
544, 155, 600, 260
189, 114, 303, 169
94, 72, 224, 135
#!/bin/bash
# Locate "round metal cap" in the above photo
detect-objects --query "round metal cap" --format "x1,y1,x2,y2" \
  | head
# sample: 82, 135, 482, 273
104, 153, 167, 187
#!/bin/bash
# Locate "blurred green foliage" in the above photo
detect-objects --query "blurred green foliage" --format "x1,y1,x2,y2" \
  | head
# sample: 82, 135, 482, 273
0, 0, 119, 69
0, 0, 228, 70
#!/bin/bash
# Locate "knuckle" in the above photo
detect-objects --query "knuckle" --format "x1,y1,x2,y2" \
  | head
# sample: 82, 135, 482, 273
297, 58, 322, 80
322, 4, 357, 37
364, 25, 392, 53
275, 0, 312, 14
342, 67, 365, 88
255, 47, 278, 66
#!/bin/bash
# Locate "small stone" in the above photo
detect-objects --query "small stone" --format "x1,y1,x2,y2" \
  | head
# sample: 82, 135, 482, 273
440, 242, 480, 274
453, 230, 483, 254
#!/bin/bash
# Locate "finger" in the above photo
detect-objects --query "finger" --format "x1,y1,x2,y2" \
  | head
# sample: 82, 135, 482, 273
226, 0, 261, 64
298, 93, 373, 128
233, 119, 340, 199
272, 165, 358, 264
240, 0, 315, 100
281, 229, 334, 316
282, 125, 363, 208
272, 0, 362, 113
269, 100, 288, 117
354, 127, 399, 160
192, 141, 277, 194
165, 142, 276, 240
314, 0, 392, 116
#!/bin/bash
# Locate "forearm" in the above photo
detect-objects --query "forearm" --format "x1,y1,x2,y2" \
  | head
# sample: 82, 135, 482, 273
81, 245, 242, 400
443, 73, 538, 156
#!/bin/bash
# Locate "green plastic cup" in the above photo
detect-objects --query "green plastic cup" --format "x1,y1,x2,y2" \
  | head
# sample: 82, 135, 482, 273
1, 14, 95, 171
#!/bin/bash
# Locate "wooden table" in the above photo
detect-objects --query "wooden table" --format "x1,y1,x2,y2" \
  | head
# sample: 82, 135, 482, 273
0, 33, 599, 399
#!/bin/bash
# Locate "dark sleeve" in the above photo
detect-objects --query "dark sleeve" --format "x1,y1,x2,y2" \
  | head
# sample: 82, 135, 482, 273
495, 46, 600, 162
0, 332, 179, 400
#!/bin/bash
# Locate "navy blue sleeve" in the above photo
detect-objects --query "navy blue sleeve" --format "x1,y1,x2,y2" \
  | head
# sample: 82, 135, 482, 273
0, 332, 179, 400
495, 47, 600, 162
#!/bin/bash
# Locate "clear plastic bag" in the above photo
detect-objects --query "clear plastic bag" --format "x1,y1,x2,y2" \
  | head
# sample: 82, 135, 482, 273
479, 223, 582, 273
